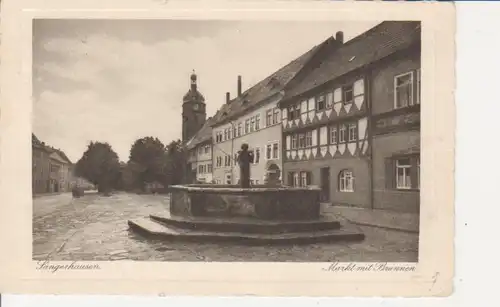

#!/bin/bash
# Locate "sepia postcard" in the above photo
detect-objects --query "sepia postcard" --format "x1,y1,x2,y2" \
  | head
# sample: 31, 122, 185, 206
0, 0, 455, 297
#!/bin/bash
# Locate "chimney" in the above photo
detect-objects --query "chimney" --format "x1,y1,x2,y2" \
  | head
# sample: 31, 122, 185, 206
335, 31, 344, 44
226, 92, 230, 104
237, 75, 242, 96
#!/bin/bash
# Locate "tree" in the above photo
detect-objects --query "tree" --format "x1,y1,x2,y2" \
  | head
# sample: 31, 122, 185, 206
128, 137, 167, 190
74, 141, 121, 193
164, 139, 187, 186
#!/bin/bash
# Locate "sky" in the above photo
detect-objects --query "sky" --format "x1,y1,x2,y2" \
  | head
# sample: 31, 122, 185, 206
33, 19, 380, 162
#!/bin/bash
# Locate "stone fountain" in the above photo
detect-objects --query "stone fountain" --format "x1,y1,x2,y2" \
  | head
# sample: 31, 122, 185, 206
128, 144, 364, 245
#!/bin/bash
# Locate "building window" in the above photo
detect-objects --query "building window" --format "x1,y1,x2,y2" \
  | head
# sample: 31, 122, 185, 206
288, 104, 300, 120
216, 156, 222, 167
293, 172, 300, 187
272, 142, 279, 159
237, 122, 242, 137
232, 126, 237, 138
245, 119, 250, 134
316, 94, 326, 111
291, 134, 297, 149
225, 174, 232, 185
416, 69, 421, 105
255, 148, 260, 164
394, 72, 414, 109
348, 123, 357, 142
250, 117, 255, 132
305, 131, 312, 147
204, 145, 209, 154
339, 124, 347, 143
330, 126, 337, 144
255, 114, 260, 130
207, 164, 212, 173
223, 129, 228, 141
396, 158, 412, 189
343, 85, 354, 105
273, 108, 280, 125
298, 133, 305, 148
339, 170, 354, 192
266, 109, 273, 126
198, 165, 203, 174
266, 144, 272, 160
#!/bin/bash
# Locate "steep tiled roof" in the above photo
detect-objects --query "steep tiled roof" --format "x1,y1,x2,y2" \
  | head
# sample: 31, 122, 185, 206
282, 21, 421, 102
185, 35, 338, 149
32, 133, 72, 164
212, 36, 337, 127
185, 115, 217, 150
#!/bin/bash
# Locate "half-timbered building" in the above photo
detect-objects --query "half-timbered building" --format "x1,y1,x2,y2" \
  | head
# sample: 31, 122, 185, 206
279, 21, 421, 212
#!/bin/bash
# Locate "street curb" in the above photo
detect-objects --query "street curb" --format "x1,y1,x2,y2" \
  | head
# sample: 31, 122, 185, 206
343, 219, 419, 234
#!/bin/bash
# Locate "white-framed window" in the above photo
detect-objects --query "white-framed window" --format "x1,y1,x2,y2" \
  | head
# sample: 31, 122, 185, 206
250, 117, 255, 132
207, 164, 212, 173
266, 109, 273, 126
316, 94, 326, 111
298, 133, 305, 148
300, 172, 308, 187
339, 170, 354, 192
396, 158, 412, 189
330, 126, 337, 144
272, 142, 279, 159
339, 124, 347, 143
255, 114, 260, 130
245, 119, 250, 134
273, 108, 280, 124
394, 71, 414, 109
254, 148, 260, 164
291, 134, 297, 149
326, 92, 333, 108
223, 129, 228, 141
305, 131, 312, 147
237, 122, 242, 137
343, 85, 354, 105
266, 144, 272, 160
288, 104, 300, 120
348, 123, 357, 142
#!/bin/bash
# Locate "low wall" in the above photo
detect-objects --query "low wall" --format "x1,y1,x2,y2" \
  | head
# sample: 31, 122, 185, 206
169, 185, 321, 221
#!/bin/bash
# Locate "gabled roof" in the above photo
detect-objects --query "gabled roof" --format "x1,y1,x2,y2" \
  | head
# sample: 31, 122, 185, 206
281, 21, 421, 102
32, 133, 73, 164
212, 35, 339, 127
185, 35, 340, 149
185, 115, 217, 150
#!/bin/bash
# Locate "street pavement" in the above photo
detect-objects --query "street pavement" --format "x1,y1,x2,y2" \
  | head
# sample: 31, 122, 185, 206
33, 192, 418, 262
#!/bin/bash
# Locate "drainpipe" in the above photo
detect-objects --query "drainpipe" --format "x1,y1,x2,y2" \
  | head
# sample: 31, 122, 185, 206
230, 120, 235, 185
366, 70, 375, 210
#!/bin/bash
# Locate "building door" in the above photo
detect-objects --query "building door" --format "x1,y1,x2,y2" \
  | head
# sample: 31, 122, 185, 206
320, 167, 330, 202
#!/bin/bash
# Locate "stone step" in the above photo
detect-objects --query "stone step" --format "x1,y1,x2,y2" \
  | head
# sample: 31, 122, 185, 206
128, 218, 365, 245
150, 213, 341, 234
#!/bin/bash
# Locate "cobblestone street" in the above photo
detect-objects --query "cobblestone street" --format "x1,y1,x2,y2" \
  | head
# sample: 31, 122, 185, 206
33, 192, 418, 262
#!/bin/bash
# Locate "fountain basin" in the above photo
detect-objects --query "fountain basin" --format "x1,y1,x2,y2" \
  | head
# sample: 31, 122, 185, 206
168, 184, 321, 220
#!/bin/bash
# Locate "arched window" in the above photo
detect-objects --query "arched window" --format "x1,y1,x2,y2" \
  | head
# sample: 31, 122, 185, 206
339, 170, 354, 192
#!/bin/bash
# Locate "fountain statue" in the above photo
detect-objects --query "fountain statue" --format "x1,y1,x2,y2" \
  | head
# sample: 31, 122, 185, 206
128, 143, 364, 244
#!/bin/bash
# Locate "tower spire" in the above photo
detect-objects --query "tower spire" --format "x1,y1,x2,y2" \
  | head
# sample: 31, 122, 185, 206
190, 69, 197, 90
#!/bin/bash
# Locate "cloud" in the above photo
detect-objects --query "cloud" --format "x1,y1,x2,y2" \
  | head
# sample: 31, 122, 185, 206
33, 20, 379, 161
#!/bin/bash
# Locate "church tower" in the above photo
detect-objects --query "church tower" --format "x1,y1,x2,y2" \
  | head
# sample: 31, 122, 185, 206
182, 70, 206, 142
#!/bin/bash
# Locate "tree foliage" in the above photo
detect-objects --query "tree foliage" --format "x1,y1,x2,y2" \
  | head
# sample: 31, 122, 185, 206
74, 141, 121, 193
164, 139, 187, 186
128, 137, 167, 189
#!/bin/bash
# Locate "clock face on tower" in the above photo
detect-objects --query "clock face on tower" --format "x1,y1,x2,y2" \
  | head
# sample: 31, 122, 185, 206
193, 103, 199, 111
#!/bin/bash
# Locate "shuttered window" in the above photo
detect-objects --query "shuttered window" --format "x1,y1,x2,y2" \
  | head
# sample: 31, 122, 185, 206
385, 155, 420, 190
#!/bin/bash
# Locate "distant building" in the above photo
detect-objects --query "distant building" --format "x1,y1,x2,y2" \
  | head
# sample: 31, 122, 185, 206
32, 134, 73, 194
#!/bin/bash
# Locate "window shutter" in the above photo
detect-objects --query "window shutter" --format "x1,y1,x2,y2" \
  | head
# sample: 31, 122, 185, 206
288, 172, 294, 187
306, 172, 312, 186
385, 158, 395, 189
410, 155, 419, 189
